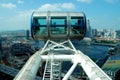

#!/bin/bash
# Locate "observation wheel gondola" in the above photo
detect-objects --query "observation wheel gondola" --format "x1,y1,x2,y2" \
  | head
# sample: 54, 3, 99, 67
31, 11, 87, 40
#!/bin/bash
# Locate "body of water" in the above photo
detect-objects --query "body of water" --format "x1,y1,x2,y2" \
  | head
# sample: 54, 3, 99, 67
76, 44, 110, 59
62, 43, 110, 76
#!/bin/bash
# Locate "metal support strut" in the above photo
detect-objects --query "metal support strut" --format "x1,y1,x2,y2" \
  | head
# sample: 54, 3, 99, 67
14, 40, 112, 80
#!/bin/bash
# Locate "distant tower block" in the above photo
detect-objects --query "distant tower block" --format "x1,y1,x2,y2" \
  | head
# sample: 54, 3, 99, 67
0, 39, 3, 60
26, 30, 30, 40
86, 19, 92, 37
31, 11, 87, 40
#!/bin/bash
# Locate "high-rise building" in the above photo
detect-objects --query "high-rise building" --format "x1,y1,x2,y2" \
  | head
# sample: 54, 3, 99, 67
26, 30, 29, 40
92, 29, 98, 37
116, 30, 120, 39
103, 30, 116, 40
0, 38, 3, 60
86, 20, 92, 38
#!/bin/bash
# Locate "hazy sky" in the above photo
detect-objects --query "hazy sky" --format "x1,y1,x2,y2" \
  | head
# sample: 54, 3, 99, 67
0, 0, 120, 31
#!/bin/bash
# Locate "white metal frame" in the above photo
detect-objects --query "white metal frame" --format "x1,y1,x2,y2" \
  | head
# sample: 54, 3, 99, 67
14, 39, 112, 80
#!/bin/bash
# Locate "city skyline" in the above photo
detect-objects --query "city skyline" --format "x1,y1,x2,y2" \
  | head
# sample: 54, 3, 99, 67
0, 0, 120, 31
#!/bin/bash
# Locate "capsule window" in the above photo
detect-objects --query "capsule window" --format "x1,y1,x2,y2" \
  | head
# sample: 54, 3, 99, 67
50, 17, 67, 34
71, 17, 84, 35
33, 17, 47, 35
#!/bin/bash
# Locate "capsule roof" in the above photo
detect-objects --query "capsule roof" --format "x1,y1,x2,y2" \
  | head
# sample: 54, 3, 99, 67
32, 11, 85, 17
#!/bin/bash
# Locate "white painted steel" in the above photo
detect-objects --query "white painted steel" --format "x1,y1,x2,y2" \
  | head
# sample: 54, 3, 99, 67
62, 62, 78, 80
61, 73, 78, 80
14, 40, 112, 80
39, 40, 50, 55
68, 39, 76, 51
42, 56, 51, 80
14, 40, 50, 80
76, 50, 112, 80
41, 55, 74, 61
49, 40, 73, 51
14, 51, 42, 80
33, 11, 84, 18
50, 54, 53, 80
